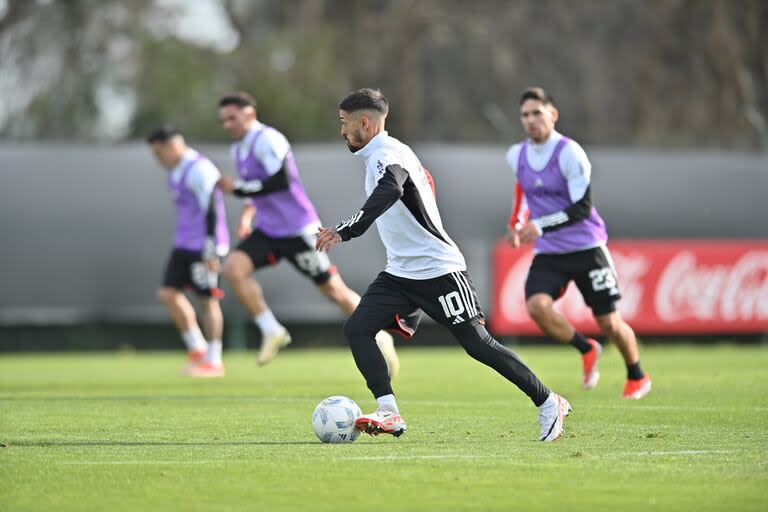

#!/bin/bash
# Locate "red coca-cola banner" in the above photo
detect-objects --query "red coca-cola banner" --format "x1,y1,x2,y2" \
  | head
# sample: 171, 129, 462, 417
490, 240, 768, 335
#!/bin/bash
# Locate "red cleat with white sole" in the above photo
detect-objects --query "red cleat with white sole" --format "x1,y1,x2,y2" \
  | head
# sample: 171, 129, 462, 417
182, 350, 206, 376
622, 374, 652, 400
582, 338, 603, 390
188, 362, 225, 378
355, 410, 407, 437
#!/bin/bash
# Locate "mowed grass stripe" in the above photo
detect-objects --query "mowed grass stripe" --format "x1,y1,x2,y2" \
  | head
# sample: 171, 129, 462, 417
0, 345, 766, 512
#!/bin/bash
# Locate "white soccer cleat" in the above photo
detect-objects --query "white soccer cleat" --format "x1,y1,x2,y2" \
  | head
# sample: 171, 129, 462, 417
375, 331, 400, 379
355, 409, 407, 437
538, 393, 572, 442
256, 327, 292, 366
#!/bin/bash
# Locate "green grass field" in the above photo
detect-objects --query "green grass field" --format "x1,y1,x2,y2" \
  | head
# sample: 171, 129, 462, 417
1, 344, 766, 511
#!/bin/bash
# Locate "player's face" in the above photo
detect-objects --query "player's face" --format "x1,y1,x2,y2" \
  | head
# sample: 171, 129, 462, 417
150, 142, 175, 169
520, 99, 558, 143
219, 105, 252, 140
339, 110, 366, 153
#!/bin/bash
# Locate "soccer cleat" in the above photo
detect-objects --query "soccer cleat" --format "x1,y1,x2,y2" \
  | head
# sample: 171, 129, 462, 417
375, 331, 400, 379
622, 374, 652, 400
182, 349, 206, 375
538, 393, 572, 442
582, 338, 603, 390
188, 362, 225, 378
256, 327, 292, 366
355, 409, 407, 437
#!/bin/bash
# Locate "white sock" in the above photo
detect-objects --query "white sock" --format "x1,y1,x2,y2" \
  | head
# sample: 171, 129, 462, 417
181, 327, 207, 353
539, 392, 557, 411
206, 340, 223, 365
376, 394, 400, 414
254, 309, 283, 337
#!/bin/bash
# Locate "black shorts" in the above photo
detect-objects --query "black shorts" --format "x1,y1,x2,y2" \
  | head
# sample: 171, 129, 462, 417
162, 249, 223, 298
525, 245, 621, 316
236, 229, 335, 285
356, 270, 485, 339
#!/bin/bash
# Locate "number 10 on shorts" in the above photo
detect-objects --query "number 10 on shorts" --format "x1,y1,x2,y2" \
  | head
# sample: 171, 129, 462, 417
438, 291, 465, 318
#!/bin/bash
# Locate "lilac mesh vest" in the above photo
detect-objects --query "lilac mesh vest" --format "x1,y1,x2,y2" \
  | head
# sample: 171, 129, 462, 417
517, 137, 607, 254
169, 155, 230, 252
235, 127, 319, 237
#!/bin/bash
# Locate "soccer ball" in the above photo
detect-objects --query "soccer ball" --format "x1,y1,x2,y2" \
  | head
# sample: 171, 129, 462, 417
312, 395, 362, 443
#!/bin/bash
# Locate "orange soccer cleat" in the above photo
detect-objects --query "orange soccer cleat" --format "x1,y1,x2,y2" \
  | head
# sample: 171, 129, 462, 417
182, 349, 206, 375
188, 362, 225, 378
582, 338, 603, 390
622, 374, 652, 400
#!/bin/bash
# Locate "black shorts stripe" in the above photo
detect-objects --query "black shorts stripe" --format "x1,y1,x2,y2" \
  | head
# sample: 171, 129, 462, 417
456, 271, 478, 317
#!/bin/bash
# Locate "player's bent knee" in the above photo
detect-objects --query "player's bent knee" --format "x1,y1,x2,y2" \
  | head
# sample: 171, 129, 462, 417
596, 314, 623, 338
223, 252, 251, 282
451, 323, 494, 360
526, 299, 551, 324
200, 297, 221, 309
156, 287, 178, 304
343, 312, 375, 344
318, 281, 343, 303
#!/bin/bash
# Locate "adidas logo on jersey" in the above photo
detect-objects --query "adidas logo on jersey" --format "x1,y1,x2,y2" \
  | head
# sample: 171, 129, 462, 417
452, 315, 465, 325
534, 178, 544, 188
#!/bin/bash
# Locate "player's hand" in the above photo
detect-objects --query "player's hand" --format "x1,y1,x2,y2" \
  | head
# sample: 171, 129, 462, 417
518, 222, 541, 244
237, 206, 255, 240
505, 228, 521, 248
237, 221, 253, 240
315, 226, 342, 253
218, 176, 236, 194
204, 257, 221, 273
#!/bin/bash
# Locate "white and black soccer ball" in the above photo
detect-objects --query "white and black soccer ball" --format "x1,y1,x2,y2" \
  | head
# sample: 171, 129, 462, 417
311, 395, 362, 443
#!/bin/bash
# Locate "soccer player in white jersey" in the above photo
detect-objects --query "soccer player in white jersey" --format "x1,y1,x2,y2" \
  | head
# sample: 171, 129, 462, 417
215, 92, 398, 375
147, 126, 229, 377
505, 87, 651, 399
316, 88, 571, 442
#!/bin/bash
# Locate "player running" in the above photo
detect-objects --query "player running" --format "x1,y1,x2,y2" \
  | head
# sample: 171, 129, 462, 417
316, 88, 571, 442
215, 92, 399, 375
147, 126, 229, 377
505, 87, 651, 399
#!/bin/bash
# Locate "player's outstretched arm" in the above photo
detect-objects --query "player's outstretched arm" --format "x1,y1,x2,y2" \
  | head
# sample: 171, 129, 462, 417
218, 162, 290, 198
332, 164, 408, 244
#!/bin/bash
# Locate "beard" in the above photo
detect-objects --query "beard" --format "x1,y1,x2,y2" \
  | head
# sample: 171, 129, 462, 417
344, 134, 363, 153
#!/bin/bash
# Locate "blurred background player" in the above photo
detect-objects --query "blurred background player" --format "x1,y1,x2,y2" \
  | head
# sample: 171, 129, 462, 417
215, 92, 399, 374
317, 88, 571, 442
147, 126, 229, 377
505, 87, 651, 399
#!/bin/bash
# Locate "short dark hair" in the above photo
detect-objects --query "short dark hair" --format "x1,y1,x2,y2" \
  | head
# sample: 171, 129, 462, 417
519, 87, 556, 107
218, 91, 257, 109
339, 88, 388, 115
146, 125, 181, 144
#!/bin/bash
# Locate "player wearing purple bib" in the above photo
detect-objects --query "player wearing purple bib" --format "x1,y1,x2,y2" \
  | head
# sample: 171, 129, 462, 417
505, 88, 651, 400
215, 92, 398, 372
147, 126, 229, 377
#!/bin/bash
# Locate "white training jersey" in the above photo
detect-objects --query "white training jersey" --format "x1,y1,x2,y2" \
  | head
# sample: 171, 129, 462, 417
340, 131, 466, 280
